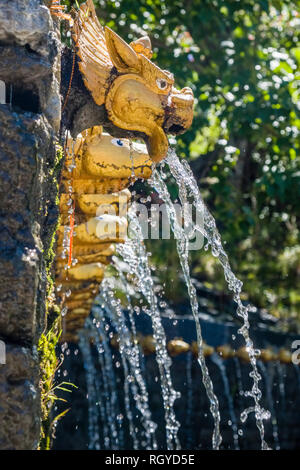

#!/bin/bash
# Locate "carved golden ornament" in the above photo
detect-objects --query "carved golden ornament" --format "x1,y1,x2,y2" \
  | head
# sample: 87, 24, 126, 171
60, 190, 130, 216
67, 291, 96, 301
140, 335, 157, 355
77, 190, 130, 217
167, 338, 190, 357
130, 37, 153, 59
57, 262, 105, 283
105, 74, 169, 163
73, 0, 194, 162
236, 347, 250, 362
56, 126, 154, 341
216, 344, 235, 359
260, 348, 276, 362
57, 0, 195, 336
57, 243, 115, 259
73, 0, 112, 107
61, 129, 152, 197
278, 348, 292, 364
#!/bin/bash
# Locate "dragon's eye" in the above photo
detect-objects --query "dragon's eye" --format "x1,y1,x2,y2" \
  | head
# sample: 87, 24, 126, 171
111, 138, 124, 147
156, 78, 168, 90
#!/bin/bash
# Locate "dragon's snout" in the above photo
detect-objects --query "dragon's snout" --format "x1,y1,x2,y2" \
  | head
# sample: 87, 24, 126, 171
163, 87, 194, 135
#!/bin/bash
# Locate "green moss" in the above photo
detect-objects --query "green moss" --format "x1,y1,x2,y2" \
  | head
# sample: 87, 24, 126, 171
38, 143, 69, 450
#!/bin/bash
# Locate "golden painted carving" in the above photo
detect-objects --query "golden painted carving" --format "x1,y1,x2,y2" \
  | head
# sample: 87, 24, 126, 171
216, 344, 235, 359
236, 347, 250, 363
56, 0, 194, 338
130, 37, 153, 60
167, 338, 190, 357
278, 348, 292, 364
260, 348, 276, 362
56, 127, 153, 341
107, 332, 294, 364
61, 128, 152, 197
73, 0, 194, 162
140, 335, 157, 355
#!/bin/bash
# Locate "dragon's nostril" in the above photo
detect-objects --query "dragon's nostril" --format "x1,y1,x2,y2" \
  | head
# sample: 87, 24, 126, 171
167, 124, 185, 134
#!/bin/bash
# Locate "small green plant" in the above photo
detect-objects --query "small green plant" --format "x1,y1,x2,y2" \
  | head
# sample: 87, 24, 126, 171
38, 320, 77, 450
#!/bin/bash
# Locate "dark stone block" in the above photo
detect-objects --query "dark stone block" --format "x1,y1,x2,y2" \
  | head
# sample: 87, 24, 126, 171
0, 107, 55, 345
0, 0, 61, 450
0, 343, 40, 450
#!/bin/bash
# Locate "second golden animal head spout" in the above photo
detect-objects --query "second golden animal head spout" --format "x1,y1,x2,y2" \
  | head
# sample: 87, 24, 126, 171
74, 0, 194, 162
62, 127, 152, 196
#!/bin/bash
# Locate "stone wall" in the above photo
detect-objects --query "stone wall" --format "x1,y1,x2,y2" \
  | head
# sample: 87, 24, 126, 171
0, 0, 61, 449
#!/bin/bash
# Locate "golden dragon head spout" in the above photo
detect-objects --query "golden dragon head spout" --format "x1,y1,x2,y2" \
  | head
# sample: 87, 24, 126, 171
73, 0, 194, 162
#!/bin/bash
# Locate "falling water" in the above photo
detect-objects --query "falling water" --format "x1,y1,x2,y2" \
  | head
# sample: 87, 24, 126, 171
152, 148, 270, 450
78, 332, 101, 449
258, 360, 280, 449
91, 311, 132, 449
94, 365, 112, 449
116, 208, 181, 450
93, 280, 158, 450
211, 354, 240, 449
151, 165, 222, 449
81, 316, 123, 449
233, 356, 246, 438
0, 80, 5, 104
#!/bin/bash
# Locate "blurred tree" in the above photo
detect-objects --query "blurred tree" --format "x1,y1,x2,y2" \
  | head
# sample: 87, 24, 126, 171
64, 0, 300, 330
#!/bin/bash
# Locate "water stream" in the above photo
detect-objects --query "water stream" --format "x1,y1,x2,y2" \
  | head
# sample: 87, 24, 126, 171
150, 166, 222, 449
78, 332, 102, 449
150, 148, 270, 450
258, 360, 280, 449
116, 210, 181, 450
76, 146, 275, 450
211, 354, 239, 449
81, 316, 123, 449
93, 280, 158, 450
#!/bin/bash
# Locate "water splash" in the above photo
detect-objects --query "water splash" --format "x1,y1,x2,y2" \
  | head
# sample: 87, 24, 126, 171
154, 148, 270, 450
116, 208, 181, 450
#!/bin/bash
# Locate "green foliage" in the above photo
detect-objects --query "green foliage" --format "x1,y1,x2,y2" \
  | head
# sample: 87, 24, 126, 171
62, 1, 300, 328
